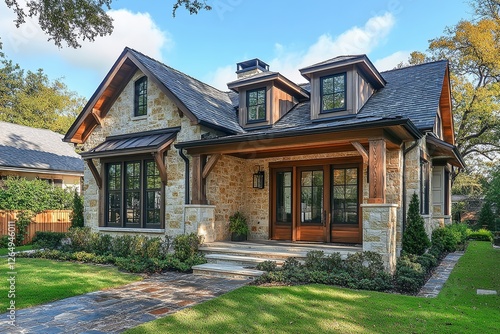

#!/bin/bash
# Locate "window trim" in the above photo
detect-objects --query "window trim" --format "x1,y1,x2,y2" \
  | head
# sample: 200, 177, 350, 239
103, 155, 164, 229
246, 87, 267, 123
420, 158, 430, 215
320, 72, 347, 114
134, 76, 148, 117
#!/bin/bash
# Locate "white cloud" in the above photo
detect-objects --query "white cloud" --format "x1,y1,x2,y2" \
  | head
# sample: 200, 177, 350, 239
207, 12, 397, 90
373, 51, 410, 72
0, 5, 171, 74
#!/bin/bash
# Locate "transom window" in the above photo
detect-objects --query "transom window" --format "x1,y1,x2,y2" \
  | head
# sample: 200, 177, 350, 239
134, 76, 148, 117
105, 158, 162, 229
246, 88, 266, 122
320, 73, 346, 113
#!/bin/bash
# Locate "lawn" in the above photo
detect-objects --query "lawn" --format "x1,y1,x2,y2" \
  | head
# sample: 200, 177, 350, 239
0, 244, 33, 256
126, 241, 499, 334
0, 258, 142, 310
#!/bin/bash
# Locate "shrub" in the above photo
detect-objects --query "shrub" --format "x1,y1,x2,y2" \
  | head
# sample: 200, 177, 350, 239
110, 235, 135, 258
431, 227, 461, 253
0, 235, 9, 248
477, 201, 496, 231
70, 192, 84, 228
304, 250, 326, 271
416, 253, 438, 274
402, 193, 430, 255
173, 233, 202, 262
344, 251, 385, 280
256, 260, 278, 272
228, 212, 249, 236
32, 231, 67, 249
394, 255, 426, 294
468, 229, 493, 242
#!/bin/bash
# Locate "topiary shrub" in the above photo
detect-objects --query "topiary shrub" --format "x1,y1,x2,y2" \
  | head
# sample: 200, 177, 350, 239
402, 193, 430, 255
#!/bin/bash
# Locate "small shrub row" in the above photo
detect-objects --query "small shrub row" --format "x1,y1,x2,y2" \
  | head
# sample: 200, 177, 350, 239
467, 229, 493, 242
393, 253, 438, 294
255, 251, 392, 292
22, 228, 206, 273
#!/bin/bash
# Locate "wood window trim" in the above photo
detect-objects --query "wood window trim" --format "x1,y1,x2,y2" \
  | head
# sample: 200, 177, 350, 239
101, 154, 165, 229
320, 72, 347, 114
246, 87, 267, 123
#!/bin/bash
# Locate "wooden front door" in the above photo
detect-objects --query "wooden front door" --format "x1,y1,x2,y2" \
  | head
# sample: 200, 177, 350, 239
270, 160, 362, 244
296, 166, 328, 242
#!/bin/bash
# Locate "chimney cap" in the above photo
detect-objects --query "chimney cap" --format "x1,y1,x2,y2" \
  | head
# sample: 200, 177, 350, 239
236, 58, 269, 74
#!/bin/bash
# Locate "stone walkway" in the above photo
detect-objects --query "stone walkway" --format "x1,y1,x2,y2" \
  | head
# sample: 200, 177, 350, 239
417, 252, 464, 298
0, 272, 250, 334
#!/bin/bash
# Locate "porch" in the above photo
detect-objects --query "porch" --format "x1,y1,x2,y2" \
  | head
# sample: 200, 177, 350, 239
193, 240, 362, 279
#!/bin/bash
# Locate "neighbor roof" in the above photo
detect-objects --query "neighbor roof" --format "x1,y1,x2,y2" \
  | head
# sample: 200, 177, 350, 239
0, 122, 84, 174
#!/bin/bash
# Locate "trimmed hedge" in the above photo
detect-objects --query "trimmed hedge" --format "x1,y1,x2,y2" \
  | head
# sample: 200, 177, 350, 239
467, 229, 493, 242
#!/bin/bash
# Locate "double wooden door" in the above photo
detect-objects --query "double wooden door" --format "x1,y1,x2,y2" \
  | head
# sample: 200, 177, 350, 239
271, 163, 362, 243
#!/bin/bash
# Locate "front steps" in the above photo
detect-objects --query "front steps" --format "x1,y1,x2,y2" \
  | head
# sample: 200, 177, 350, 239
192, 240, 361, 280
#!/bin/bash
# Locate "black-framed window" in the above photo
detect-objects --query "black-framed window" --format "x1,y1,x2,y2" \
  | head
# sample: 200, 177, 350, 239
105, 158, 162, 229
276, 171, 292, 224
332, 167, 358, 225
246, 88, 266, 122
420, 159, 430, 215
320, 73, 346, 113
134, 76, 148, 116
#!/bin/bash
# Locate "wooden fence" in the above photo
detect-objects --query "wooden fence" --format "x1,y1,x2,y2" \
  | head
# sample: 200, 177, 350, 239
0, 210, 72, 245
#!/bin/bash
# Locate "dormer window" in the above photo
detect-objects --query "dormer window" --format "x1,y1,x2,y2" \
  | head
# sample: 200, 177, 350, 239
320, 73, 346, 113
247, 88, 266, 122
134, 76, 148, 116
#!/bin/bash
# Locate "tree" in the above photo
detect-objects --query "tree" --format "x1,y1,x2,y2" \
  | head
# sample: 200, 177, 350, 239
0, 52, 85, 134
3, 0, 211, 48
402, 0, 500, 180
402, 193, 431, 256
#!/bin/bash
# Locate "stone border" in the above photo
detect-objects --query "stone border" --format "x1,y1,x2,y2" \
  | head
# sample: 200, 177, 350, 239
417, 252, 463, 298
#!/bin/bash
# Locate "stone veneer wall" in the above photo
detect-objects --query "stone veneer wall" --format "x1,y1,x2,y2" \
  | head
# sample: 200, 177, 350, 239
82, 70, 203, 238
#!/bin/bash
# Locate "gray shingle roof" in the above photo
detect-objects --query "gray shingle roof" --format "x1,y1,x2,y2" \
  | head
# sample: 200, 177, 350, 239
301, 55, 365, 69
0, 122, 84, 173
127, 48, 244, 134
358, 60, 447, 130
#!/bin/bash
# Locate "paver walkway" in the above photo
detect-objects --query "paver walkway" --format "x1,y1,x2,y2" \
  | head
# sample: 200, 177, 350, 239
0, 272, 249, 334
417, 251, 464, 298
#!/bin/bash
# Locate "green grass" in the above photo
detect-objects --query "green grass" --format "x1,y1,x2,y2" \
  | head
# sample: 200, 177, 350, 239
126, 242, 500, 334
0, 244, 34, 256
0, 258, 142, 310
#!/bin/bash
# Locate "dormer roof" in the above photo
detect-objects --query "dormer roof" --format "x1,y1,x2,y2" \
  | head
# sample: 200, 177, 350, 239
299, 54, 386, 89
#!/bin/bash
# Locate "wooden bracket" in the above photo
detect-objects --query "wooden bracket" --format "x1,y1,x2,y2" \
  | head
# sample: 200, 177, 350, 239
351, 141, 368, 164
202, 154, 221, 179
91, 108, 103, 125
152, 152, 168, 185
85, 159, 102, 189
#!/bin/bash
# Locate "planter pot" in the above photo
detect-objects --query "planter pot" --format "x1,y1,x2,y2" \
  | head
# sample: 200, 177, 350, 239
231, 232, 247, 242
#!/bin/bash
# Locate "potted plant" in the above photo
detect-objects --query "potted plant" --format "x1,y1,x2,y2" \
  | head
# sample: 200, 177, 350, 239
229, 211, 249, 242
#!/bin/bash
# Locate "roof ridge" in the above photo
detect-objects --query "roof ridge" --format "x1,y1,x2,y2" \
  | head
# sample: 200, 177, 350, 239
126, 47, 230, 95
380, 59, 448, 74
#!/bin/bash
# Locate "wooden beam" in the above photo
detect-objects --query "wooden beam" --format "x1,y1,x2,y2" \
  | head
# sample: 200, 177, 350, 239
86, 159, 102, 189
368, 139, 386, 203
152, 152, 168, 185
91, 109, 103, 125
191, 155, 207, 205
202, 154, 221, 179
351, 141, 368, 164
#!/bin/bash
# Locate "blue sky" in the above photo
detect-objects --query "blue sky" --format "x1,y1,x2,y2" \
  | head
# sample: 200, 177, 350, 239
0, 0, 472, 99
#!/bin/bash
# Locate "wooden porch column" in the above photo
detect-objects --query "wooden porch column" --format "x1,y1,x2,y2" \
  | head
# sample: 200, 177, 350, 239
368, 139, 386, 204
191, 154, 207, 204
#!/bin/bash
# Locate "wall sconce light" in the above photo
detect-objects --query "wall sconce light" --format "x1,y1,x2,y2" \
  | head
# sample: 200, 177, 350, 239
253, 166, 265, 189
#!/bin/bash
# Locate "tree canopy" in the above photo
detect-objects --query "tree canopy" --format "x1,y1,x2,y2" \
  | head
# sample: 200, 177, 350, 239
402, 0, 500, 184
0, 52, 85, 134
3, 0, 211, 48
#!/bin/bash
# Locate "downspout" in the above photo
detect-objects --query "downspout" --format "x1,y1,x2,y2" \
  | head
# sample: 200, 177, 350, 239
402, 140, 419, 233
178, 148, 190, 205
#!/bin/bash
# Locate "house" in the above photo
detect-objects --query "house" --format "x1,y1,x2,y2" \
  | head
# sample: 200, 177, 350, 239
64, 47, 464, 272
0, 121, 84, 192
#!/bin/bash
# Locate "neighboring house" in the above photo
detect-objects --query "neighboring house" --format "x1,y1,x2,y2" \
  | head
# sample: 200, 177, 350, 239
64, 47, 464, 272
0, 121, 84, 192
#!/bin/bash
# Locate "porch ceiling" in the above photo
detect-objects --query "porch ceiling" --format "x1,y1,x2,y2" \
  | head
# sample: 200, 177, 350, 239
179, 126, 409, 159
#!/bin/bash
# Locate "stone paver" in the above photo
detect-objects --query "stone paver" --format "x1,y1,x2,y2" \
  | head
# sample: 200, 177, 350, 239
417, 252, 463, 298
0, 272, 249, 333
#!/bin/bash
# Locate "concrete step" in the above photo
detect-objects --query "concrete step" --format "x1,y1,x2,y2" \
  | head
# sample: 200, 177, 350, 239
204, 253, 284, 267
192, 263, 265, 280
199, 246, 353, 260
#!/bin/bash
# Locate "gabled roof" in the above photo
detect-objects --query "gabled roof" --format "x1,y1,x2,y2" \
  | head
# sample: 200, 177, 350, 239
299, 54, 386, 88
64, 47, 243, 144
0, 122, 83, 174
358, 60, 448, 132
